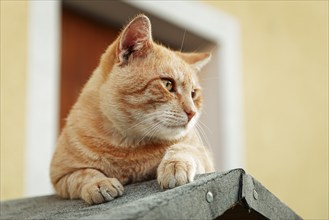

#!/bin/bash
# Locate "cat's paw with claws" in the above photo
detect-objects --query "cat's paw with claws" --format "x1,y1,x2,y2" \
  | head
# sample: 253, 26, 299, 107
81, 177, 124, 204
157, 159, 196, 189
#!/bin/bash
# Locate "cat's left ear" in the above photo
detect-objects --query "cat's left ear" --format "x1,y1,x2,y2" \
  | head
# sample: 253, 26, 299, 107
118, 15, 153, 64
176, 52, 212, 71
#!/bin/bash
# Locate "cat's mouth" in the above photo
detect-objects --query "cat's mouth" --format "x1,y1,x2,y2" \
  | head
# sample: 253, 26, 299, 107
164, 124, 186, 129
150, 118, 189, 141
154, 119, 187, 129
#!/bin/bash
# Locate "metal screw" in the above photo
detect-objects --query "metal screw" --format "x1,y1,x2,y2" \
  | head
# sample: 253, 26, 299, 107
206, 191, 213, 203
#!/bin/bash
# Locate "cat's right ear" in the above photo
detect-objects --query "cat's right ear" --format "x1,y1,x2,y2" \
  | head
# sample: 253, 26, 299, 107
117, 15, 153, 65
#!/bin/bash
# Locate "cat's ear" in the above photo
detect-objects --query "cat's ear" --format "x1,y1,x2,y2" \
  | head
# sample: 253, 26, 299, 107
118, 15, 152, 64
177, 52, 211, 71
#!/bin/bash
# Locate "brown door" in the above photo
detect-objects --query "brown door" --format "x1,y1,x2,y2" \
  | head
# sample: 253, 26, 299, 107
60, 6, 119, 130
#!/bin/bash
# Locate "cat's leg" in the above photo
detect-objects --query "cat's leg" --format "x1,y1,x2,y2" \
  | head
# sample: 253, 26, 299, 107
157, 144, 214, 189
54, 168, 124, 204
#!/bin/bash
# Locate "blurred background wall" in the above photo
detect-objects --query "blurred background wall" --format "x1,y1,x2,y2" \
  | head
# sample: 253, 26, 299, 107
1, 1, 328, 219
1, 1, 28, 200
206, 1, 328, 219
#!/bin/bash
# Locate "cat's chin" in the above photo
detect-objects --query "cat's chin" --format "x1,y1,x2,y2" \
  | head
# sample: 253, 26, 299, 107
155, 119, 197, 141
154, 126, 190, 142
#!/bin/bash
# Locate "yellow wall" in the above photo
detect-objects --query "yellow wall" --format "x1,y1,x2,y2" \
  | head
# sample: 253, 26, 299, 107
0, 1, 29, 200
204, 1, 328, 219
1, 1, 328, 219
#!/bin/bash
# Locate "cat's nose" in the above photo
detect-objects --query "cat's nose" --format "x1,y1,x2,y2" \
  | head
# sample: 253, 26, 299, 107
185, 110, 196, 122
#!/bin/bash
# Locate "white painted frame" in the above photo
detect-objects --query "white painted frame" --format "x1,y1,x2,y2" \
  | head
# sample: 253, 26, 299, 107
26, 1, 243, 197
25, 1, 60, 197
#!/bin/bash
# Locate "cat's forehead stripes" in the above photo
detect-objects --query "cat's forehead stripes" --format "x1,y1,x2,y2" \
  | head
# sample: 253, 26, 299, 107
159, 54, 198, 89
119, 76, 161, 96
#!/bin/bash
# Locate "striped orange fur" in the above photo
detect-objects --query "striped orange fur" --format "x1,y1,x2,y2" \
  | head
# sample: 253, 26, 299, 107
50, 14, 215, 204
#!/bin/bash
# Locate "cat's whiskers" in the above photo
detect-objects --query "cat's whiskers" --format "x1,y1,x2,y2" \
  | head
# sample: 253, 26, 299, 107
195, 122, 211, 151
124, 112, 160, 133
180, 29, 186, 52
198, 120, 213, 135
135, 116, 164, 145
163, 114, 181, 121
165, 110, 186, 119
194, 126, 204, 146
135, 124, 156, 145
147, 122, 163, 142
137, 111, 182, 143
138, 112, 164, 144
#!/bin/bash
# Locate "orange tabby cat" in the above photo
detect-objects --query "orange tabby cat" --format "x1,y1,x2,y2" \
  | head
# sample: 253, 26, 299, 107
50, 14, 215, 205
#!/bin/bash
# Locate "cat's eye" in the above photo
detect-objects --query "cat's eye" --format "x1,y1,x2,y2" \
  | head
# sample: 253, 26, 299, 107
191, 90, 196, 99
161, 79, 175, 92
191, 89, 199, 99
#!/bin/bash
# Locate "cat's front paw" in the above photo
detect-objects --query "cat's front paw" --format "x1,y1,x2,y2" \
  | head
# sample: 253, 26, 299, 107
81, 177, 124, 205
157, 159, 196, 189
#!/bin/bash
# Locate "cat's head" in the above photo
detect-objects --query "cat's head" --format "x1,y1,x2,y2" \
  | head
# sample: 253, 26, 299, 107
99, 15, 211, 143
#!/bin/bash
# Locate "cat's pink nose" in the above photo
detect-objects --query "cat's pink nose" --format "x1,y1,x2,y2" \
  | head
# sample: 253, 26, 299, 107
185, 110, 196, 122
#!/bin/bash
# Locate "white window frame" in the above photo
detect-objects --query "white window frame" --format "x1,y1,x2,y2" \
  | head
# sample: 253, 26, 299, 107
26, 0, 244, 197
